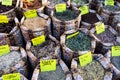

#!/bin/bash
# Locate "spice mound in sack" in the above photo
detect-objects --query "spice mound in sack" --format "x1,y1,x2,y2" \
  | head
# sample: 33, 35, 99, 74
71, 0, 88, 6
111, 56, 120, 71
23, 17, 47, 30
30, 40, 56, 58
0, 3, 15, 13
78, 61, 105, 80
54, 9, 79, 21
0, 20, 16, 33
82, 13, 99, 24
48, 0, 65, 8
38, 65, 65, 80
0, 51, 21, 71
66, 32, 91, 52
103, 5, 120, 12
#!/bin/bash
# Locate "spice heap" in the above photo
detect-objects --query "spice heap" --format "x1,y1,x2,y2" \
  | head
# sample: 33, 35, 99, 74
47, 0, 65, 8
65, 32, 91, 52
0, 4, 14, 13
30, 40, 56, 58
54, 9, 79, 21
38, 65, 65, 80
71, 0, 88, 6
82, 13, 99, 24
23, 0, 42, 9
103, 5, 120, 12
0, 51, 21, 71
78, 61, 105, 80
23, 17, 47, 30
0, 20, 15, 33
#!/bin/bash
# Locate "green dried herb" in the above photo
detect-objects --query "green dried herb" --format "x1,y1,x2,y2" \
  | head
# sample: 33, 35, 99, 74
65, 32, 91, 52
54, 9, 79, 21
72, 0, 89, 6
103, 5, 120, 11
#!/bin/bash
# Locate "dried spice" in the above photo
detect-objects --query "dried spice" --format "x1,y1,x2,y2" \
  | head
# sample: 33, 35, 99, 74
47, 0, 65, 8
78, 61, 105, 80
82, 13, 99, 24
71, 0, 88, 6
0, 51, 21, 71
0, 20, 15, 33
30, 40, 56, 59
23, 0, 42, 9
54, 9, 79, 21
23, 17, 47, 30
103, 5, 120, 12
38, 65, 65, 80
65, 32, 91, 52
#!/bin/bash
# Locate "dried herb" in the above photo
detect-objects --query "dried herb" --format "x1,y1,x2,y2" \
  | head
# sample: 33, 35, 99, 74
71, 0, 89, 6
78, 61, 105, 80
0, 51, 21, 71
38, 65, 65, 80
103, 5, 120, 12
0, 20, 15, 33
66, 32, 91, 52
82, 13, 99, 24
54, 9, 79, 21
30, 40, 56, 59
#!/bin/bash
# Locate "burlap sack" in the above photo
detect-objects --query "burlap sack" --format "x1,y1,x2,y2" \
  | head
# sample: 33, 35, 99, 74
71, 54, 114, 80
31, 59, 72, 80
0, 73, 28, 80
81, 9, 102, 30
20, 12, 51, 43
60, 28, 96, 66
0, 46, 28, 77
51, 8, 81, 40
26, 35, 60, 68
0, 17, 24, 47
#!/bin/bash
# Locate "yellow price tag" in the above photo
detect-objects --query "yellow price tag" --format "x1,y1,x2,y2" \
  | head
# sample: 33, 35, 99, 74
24, 9, 38, 18
0, 45, 10, 57
79, 52, 92, 66
112, 46, 120, 56
0, 15, 8, 23
55, 3, 66, 12
96, 23, 105, 34
40, 59, 56, 72
32, 35, 45, 46
2, 0, 12, 6
79, 5, 89, 15
2, 73, 20, 80
104, 0, 114, 6
67, 32, 79, 39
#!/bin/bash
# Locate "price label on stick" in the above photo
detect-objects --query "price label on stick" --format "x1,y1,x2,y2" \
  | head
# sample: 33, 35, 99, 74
0, 15, 8, 23
112, 46, 120, 56
55, 3, 66, 12
2, 73, 20, 80
40, 59, 56, 72
32, 35, 45, 46
2, 0, 12, 6
67, 32, 79, 39
96, 23, 105, 34
79, 52, 92, 66
0, 45, 10, 57
79, 5, 89, 15
104, 0, 114, 6
24, 9, 38, 18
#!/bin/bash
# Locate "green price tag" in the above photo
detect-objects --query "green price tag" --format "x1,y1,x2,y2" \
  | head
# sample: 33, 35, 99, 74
2, 73, 20, 80
0, 15, 8, 23
55, 3, 66, 12
2, 0, 12, 6
67, 32, 79, 39
32, 35, 45, 46
112, 46, 120, 56
24, 9, 38, 18
104, 0, 114, 6
79, 5, 89, 15
96, 23, 105, 34
40, 59, 56, 72
0, 45, 10, 57
79, 52, 92, 66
